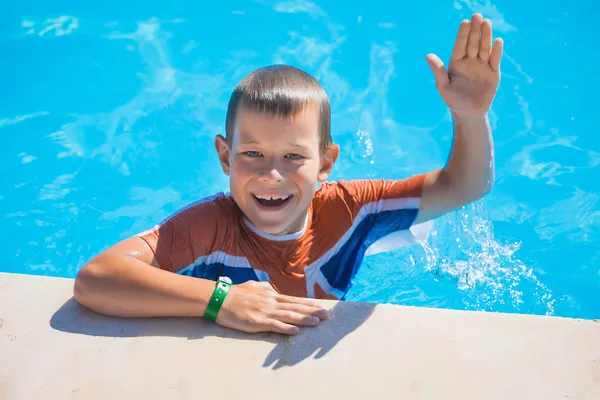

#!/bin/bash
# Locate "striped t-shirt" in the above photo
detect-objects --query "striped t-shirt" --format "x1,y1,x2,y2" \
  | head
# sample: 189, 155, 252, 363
137, 174, 431, 299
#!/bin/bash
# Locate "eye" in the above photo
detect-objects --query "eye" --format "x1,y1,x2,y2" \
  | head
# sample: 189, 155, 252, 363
243, 151, 262, 158
285, 153, 305, 160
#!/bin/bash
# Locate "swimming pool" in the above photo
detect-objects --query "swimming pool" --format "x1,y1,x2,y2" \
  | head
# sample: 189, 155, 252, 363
2, 0, 599, 319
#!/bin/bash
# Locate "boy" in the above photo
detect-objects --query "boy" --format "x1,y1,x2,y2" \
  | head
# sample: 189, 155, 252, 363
74, 13, 503, 335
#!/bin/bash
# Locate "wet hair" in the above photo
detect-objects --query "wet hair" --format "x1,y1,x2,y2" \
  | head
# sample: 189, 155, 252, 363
225, 65, 332, 151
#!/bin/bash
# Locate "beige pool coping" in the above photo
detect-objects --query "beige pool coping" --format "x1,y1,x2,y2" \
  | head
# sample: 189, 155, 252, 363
0, 272, 598, 399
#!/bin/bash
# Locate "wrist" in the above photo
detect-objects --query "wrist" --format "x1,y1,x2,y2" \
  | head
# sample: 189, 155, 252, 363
185, 277, 216, 317
203, 276, 233, 321
451, 109, 489, 122
451, 111, 491, 133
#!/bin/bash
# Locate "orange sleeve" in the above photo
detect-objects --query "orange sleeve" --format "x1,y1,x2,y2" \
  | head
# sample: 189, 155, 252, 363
137, 195, 235, 273
333, 174, 430, 252
334, 173, 427, 214
310, 174, 430, 265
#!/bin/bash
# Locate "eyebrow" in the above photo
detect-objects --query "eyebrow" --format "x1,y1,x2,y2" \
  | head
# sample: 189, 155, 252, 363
239, 136, 311, 149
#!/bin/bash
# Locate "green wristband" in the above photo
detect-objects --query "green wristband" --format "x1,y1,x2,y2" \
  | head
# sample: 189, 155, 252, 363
203, 276, 232, 321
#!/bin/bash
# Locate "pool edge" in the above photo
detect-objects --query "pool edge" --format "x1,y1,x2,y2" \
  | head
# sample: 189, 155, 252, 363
1, 272, 598, 399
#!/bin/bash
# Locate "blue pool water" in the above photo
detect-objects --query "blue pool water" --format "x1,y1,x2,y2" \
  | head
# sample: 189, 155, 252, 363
2, 1, 599, 319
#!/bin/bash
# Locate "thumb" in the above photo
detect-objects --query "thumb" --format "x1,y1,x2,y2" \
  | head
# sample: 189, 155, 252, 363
426, 54, 449, 89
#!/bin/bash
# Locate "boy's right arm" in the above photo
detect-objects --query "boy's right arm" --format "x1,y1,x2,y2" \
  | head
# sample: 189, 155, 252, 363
73, 237, 329, 335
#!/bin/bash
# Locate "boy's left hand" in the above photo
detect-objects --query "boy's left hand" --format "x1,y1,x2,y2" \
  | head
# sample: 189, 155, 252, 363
426, 13, 504, 119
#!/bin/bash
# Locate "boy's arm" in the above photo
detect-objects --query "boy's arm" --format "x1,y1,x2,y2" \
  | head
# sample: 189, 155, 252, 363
74, 236, 218, 318
414, 113, 493, 224
73, 203, 228, 318
74, 238, 329, 335
413, 13, 503, 225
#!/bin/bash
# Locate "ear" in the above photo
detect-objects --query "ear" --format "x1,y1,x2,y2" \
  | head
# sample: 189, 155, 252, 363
318, 144, 339, 182
214, 134, 231, 175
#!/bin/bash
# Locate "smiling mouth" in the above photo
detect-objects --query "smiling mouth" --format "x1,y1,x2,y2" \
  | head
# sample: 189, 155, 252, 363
253, 194, 293, 209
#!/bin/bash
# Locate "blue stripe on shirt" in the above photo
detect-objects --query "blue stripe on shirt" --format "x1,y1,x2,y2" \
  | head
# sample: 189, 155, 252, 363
178, 262, 261, 284
318, 208, 419, 297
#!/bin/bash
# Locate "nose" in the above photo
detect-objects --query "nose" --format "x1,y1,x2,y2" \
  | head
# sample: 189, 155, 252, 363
258, 157, 284, 183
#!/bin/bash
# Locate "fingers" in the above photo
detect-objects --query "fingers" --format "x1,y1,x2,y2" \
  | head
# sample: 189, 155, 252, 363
270, 310, 322, 326
425, 54, 449, 89
451, 19, 471, 60
249, 303, 327, 336
277, 301, 330, 319
451, 13, 502, 70
263, 319, 301, 335
268, 294, 330, 333
276, 293, 328, 310
263, 303, 328, 334
479, 18, 492, 61
466, 13, 483, 58
489, 37, 504, 71
223, 281, 331, 335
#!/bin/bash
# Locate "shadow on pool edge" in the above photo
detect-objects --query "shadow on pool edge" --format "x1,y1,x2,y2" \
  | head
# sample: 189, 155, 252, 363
49, 296, 376, 370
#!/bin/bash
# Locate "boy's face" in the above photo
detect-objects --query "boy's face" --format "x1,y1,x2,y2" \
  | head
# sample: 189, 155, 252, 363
215, 105, 338, 236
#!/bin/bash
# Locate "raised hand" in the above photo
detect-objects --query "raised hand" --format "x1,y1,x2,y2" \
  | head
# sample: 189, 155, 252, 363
426, 13, 504, 118
217, 281, 330, 335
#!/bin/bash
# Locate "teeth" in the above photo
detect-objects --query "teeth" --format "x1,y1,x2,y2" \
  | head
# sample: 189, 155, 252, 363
255, 194, 290, 200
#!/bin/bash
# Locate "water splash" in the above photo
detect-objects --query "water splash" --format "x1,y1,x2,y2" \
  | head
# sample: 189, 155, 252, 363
426, 202, 555, 314
351, 201, 556, 315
